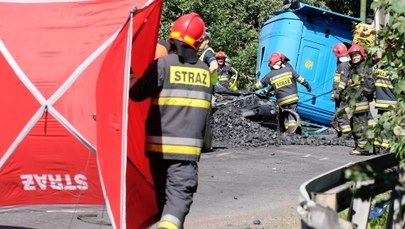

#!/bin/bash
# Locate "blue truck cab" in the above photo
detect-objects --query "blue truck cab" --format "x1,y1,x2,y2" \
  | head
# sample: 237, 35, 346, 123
256, 3, 361, 125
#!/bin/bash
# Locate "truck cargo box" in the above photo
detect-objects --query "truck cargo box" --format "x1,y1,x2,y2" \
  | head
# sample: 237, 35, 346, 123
256, 3, 361, 125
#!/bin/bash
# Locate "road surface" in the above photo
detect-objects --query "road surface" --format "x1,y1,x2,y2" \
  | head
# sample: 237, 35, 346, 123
0, 145, 369, 229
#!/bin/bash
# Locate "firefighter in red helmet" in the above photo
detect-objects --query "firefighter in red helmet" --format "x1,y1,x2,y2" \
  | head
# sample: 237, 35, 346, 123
251, 52, 312, 133
129, 13, 211, 229
331, 43, 352, 138
345, 44, 375, 156
215, 51, 237, 91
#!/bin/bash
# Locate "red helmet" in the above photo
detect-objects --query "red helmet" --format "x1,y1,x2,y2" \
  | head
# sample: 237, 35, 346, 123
268, 52, 285, 67
332, 43, 349, 58
216, 51, 227, 59
348, 44, 367, 58
169, 13, 206, 50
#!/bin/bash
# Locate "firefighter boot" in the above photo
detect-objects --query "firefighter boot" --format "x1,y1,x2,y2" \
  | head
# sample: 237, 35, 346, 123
374, 145, 389, 155
349, 146, 370, 156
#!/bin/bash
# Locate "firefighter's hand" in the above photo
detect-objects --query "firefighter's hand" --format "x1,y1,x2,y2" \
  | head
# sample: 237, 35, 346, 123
303, 82, 311, 92
249, 85, 256, 92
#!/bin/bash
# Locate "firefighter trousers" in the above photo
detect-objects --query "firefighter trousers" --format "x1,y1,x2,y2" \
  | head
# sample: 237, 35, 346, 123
350, 111, 370, 152
150, 159, 198, 229
335, 99, 351, 134
374, 109, 391, 154
280, 103, 299, 134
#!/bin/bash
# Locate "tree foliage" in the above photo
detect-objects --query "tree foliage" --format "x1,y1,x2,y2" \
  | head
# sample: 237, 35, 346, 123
366, 0, 405, 158
159, 0, 341, 89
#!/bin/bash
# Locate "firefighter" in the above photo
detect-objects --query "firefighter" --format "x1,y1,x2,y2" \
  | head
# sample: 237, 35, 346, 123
346, 44, 374, 156
199, 32, 218, 85
372, 55, 397, 154
250, 52, 312, 133
215, 51, 237, 91
129, 13, 211, 229
199, 32, 217, 152
225, 57, 239, 90
331, 43, 352, 138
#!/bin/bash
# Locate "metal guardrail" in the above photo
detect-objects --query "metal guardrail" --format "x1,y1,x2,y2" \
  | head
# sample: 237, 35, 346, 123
298, 154, 404, 229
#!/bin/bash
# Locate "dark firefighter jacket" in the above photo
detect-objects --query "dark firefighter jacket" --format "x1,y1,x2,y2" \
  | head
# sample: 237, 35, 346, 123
254, 63, 308, 106
217, 65, 236, 88
373, 67, 397, 110
130, 53, 212, 161
345, 61, 374, 114
332, 61, 351, 100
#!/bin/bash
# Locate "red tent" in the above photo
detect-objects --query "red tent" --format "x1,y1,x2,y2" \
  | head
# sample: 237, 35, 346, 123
0, 1, 162, 228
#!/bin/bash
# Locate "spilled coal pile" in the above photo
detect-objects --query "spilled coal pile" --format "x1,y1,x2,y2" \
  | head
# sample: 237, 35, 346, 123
211, 94, 354, 149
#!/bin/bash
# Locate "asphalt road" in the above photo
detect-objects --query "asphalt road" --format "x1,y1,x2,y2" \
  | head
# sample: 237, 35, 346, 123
0, 145, 369, 229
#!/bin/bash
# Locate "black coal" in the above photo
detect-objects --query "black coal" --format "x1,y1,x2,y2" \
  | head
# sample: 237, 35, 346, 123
212, 104, 354, 149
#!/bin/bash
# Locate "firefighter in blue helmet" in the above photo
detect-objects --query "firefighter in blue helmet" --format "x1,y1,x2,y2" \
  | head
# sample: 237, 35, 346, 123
251, 52, 311, 133
129, 13, 211, 229
331, 43, 352, 138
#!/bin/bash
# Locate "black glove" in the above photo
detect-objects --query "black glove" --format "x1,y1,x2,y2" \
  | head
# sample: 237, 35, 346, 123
303, 81, 311, 92
249, 85, 257, 92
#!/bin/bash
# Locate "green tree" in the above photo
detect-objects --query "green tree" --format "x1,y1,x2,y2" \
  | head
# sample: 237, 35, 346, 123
366, 0, 405, 157
159, 0, 333, 89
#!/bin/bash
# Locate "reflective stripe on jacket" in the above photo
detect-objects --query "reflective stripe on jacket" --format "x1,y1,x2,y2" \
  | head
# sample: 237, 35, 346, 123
146, 54, 212, 161
257, 63, 306, 106
347, 61, 374, 113
374, 68, 397, 110
333, 61, 351, 99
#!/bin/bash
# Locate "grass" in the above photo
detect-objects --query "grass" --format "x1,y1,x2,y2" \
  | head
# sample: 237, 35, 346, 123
338, 191, 391, 229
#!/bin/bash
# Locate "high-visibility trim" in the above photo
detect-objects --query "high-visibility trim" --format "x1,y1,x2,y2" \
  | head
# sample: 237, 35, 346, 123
334, 75, 341, 82
255, 82, 262, 89
355, 105, 369, 111
152, 97, 211, 109
368, 120, 376, 127
375, 82, 393, 89
219, 77, 230, 81
170, 31, 181, 39
160, 215, 182, 229
146, 136, 203, 147
159, 89, 211, 100
374, 140, 390, 148
184, 35, 196, 45
358, 142, 366, 148
354, 102, 369, 111
338, 83, 346, 89
170, 66, 210, 87
375, 103, 397, 109
298, 77, 305, 84
374, 69, 389, 78
271, 74, 292, 84
351, 149, 365, 155
341, 127, 352, 133
157, 221, 180, 229
146, 143, 201, 155
278, 94, 298, 105
375, 99, 397, 105
286, 122, 298, 127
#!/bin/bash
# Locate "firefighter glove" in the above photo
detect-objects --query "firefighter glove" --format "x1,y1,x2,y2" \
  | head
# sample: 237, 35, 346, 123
303, 81, 311, 92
